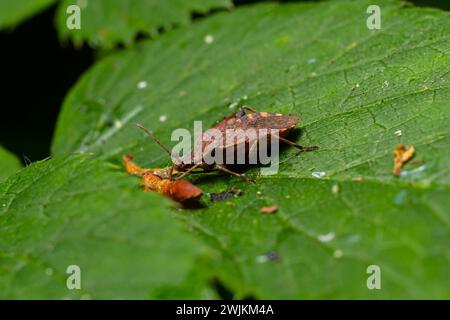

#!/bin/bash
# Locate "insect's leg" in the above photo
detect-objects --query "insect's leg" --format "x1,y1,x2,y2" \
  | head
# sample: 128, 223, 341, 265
215, 164, 256, 184
271, 134, 320, 151
240, 105, 257, 113
174, 163, 202, 181
168, 164, 174, 180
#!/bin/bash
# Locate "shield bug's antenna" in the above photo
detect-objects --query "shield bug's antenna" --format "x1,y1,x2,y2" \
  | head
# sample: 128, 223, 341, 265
135, 123, 172, 158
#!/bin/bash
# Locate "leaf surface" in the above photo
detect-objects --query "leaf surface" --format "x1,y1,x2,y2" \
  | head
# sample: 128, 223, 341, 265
0, 0, 55, 29
0, 155, 206, 299
50, 0, 450, 298
56, 0, 232, 48
0, 146, 21, 181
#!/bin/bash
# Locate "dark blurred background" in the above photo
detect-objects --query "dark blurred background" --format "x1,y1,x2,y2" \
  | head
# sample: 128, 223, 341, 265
0, 0, 448, 164
0, 5, 93, 163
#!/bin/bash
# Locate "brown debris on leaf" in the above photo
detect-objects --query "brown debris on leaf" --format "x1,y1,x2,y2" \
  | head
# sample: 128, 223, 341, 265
393, 144, 415, 176
210, 186, 242, 202
260, 205, 278, 214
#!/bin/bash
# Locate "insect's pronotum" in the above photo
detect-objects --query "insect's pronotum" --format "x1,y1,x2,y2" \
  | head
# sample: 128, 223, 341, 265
136, 106, 319, 183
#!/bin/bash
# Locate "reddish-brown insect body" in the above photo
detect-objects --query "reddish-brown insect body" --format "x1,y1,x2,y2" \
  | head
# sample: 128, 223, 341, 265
137, 106, 319, 183
184, 109, 299, 166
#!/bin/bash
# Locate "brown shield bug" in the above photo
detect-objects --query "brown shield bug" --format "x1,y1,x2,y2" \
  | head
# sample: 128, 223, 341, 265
136, 106, 319, 183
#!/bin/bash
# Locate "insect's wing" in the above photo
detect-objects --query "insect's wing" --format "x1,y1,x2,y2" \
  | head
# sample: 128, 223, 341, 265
189, 110, 247, 162
218, 113, 300, 147
212, 113, 239, 131
196, 111, 300, 164
242, 113, 299, 134
218, 113, 300, 164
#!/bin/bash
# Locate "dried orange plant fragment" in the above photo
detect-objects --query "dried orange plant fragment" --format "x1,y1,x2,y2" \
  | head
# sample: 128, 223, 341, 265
393, 144, 415, 176
122, 155, 202, 203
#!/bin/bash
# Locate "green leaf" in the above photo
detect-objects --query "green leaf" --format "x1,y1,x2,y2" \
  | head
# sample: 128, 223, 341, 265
0, 0, 56, 29
52, 0, 450, 298
56, 0, 232, 49
0, 155, 206, 299
0, 146, 21, 181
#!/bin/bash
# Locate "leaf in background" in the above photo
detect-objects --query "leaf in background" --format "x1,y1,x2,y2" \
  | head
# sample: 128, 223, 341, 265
56, 0, 232, 49
0, 155, 207, 299
50, 0, 450, 298
0, 146, 22, 181
0, 0, 55, 29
